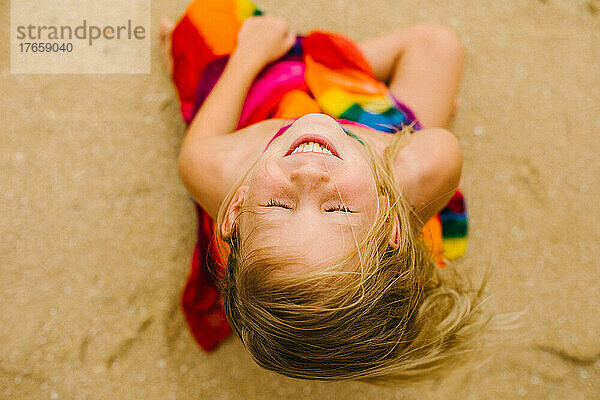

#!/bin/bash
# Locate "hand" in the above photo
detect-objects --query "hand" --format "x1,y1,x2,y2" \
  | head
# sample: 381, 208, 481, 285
234, 15, 296, 70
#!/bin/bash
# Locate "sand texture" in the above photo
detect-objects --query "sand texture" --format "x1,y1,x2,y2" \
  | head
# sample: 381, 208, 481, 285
1, 0, 599, 398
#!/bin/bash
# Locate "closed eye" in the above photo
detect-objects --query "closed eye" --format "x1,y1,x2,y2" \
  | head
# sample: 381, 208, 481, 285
265, 199, 293, 209
325, 205, 355, 213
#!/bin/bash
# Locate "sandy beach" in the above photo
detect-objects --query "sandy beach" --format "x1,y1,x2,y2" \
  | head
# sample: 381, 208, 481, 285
1, 0, 599, 398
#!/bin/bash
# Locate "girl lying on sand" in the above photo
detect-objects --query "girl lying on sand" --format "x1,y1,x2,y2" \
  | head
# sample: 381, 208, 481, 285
161, 0, 485, 383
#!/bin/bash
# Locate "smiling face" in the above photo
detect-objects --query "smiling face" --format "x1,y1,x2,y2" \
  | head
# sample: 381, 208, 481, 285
221, 113, 397, 269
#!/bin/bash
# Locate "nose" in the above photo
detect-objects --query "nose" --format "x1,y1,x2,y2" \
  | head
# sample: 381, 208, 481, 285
289, 162, 330, 187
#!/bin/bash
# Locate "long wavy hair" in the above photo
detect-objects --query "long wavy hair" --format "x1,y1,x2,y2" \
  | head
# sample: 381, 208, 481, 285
215, 125, 489, 383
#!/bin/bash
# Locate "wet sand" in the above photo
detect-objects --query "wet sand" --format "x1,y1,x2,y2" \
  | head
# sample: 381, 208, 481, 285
1, 0, 599, 398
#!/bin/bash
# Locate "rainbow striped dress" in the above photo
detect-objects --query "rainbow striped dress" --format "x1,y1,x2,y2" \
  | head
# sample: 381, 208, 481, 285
170, 0, 468, 351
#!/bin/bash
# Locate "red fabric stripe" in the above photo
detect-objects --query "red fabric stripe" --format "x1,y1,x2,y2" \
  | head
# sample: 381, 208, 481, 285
182, 208, 231, 351
301, 31, 375, 76
445, 191, 465, 214
171, 16, 216, 106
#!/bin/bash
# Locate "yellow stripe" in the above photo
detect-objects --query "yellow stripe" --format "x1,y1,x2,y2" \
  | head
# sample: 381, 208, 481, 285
318, 88, 356, 116
361, 96, 393, 113
318, 88, 393, 116
236, 0, 256, 21
442, 238, 467, 260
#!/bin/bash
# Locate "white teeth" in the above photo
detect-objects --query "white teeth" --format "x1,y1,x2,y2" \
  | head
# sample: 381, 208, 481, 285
291, 141, 334, 155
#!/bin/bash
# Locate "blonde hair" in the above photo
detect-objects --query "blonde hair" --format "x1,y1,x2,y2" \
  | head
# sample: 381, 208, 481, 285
215, 126, 489, 383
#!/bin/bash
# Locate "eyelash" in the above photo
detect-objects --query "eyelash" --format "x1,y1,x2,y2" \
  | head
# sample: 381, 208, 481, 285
265, 199, 292, 209
265, 199, 353, 212
325, 204, 353, 213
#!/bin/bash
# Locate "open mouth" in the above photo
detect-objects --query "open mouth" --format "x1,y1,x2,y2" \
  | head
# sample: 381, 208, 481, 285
284, 134, 341, 158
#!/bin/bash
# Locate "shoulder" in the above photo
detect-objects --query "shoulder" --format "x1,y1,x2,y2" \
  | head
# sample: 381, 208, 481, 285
339, 124, 461, 224
393, 127, 462, 224
400, 128, 462, 177
178, 119, 289, 219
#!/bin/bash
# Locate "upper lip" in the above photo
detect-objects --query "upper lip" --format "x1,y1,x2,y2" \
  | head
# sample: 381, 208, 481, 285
284, 134, 341, 158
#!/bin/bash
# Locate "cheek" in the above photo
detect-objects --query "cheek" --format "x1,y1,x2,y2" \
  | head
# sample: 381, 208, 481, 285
248, 162, 275, 191
336, 168, 375, 199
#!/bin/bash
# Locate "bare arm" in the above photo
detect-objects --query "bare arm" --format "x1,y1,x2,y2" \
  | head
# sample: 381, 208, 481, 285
359, 23, 464, 129
178, 15, 295, 217
359, 24, 464, 223
395, 127, 462, 225
182, 53, 263, 150
178, 49, 264, 215
181, 14, 295, 148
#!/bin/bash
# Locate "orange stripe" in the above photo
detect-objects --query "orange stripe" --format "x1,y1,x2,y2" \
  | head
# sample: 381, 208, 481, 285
186, 0, 240, 55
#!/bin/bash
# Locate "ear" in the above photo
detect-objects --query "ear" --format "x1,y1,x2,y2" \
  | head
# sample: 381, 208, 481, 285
221, 185, 249, 239
379, 195, 401, 249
